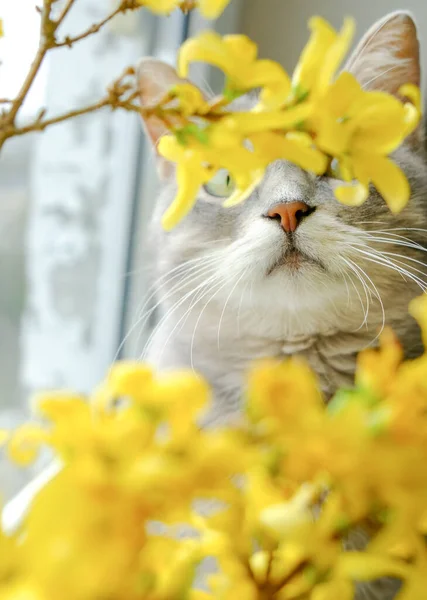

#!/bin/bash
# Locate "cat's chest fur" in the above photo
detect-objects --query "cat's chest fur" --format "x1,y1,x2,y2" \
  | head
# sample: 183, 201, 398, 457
147, 295, 382, 423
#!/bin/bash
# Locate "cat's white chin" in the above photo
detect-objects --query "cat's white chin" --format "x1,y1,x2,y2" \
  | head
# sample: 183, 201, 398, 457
266, 247, 323, 275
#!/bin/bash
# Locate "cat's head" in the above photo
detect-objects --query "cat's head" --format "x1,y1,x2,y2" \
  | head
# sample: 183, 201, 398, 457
137, 12, 427, 335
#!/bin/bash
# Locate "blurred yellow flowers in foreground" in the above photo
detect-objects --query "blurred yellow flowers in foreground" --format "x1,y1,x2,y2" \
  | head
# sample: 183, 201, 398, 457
1, 294, 427, 599
154, 17, 421, 229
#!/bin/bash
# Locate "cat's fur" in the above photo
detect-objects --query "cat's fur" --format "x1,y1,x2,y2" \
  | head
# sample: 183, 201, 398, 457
138, 12, 426, 420
138, 12, 426, 599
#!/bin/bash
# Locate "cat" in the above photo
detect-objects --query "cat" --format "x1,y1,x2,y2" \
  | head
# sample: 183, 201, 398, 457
137, 11, 427, 425
137, 12, 426, 598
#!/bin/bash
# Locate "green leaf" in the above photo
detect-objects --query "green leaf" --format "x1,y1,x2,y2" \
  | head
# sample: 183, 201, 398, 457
175, 124, 209, 146
223, 85, 245, 102
327, 388, 357, 415
291, 84, 309, 103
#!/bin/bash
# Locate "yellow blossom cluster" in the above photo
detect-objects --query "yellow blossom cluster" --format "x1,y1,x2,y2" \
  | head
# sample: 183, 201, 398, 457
138, 0, 231, 19
155, 18, 421, 229
1, 296, 427, 599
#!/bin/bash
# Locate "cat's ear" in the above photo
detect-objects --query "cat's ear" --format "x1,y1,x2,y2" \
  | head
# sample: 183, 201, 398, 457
137, 58, 183, 176
344, 12, 422, 145
345, 11, 420, 95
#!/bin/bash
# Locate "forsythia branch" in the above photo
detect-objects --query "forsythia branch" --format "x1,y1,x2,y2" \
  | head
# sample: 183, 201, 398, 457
54, 0, 141, 48
0, 0, 143, 151
0, 0, 232, 152
0, 68, 143, 139
56, 0, 78, 25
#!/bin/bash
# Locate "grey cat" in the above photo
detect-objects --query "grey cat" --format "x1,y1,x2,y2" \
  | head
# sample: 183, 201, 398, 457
137, 11, 426, 600
138, 11, 426, 421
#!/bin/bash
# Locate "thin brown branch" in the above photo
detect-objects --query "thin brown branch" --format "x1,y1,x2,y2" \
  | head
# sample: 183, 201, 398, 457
5, 0, 56, 126
6, 99, 113, 138
3, 100, 145, 139
0, 68, 145, 141
56, 0, 77, 26
55, 4, 128, 48
0, 0, 143, 152
55, 0, 141, 48
1, 102, 142, 140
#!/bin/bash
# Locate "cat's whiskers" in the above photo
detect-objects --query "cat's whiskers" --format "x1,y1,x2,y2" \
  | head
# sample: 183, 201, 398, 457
352, 244, 427, 288
125, 255, 223, 359
118, 252, 224, 360
348, 246, 427, 293
217, 268, 250, 350
189, 281, 231, 372
336, 265, 352, 310
344, 267, 371, 329
346, 255, 386, 344
351, 238, 427, 284
374, 251, 427, 277
362, 228, 427, 243
154, 271, 225, 366
138, 251, 226, 318
340, 256, 371, 328
114, 261, 214, 362
140, 265, 222, 361
164, 260, 240, 347
237, 277, 252, 337
356, 223, 427, 236
190, 269, 249, 372
359, 235, 427, 253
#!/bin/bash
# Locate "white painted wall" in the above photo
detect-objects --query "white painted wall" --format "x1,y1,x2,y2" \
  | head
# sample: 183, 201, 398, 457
21, 2, 157, 397
241, 0, 427, 94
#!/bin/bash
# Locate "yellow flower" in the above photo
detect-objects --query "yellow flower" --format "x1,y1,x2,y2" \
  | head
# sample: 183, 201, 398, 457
189, 592, 213, 600
197, 0, 231, 19
137, 0, 231, 18
4, 300, 427, 600
152, 18, 421, 228
7, 424, 48, 466
399, 84, 422, 113
314, 72, 418, 212
409, 294, 427, 347
138, 0, 179, 14
247, 130, 326, 176
0, 583, 46, 600
311, 579, 354, 600
178, 31, 291, 109
356, 329, 403, 398
159, 124, 268, 226
292, 17, 355, 99
218, 104, 313, 135
335, 552, 412, 581
158, 101, 328, 224
0, 19, 3, 38
158, 136, 214, 229
396, 551, 427, 600
248, 551, 270, 585
247, 358, 323, 427
107, 361, 153, 399
154, 540, 201, 598
170, 83, 212, 116
399, 83, 422, 136
336, 153, 411, 213
259, 484, 317, 540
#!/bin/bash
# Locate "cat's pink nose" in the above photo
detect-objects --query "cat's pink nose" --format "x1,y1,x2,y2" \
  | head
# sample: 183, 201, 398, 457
267, 201, 312, 233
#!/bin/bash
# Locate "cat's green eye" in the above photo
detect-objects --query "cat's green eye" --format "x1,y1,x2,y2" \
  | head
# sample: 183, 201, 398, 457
204, 169, 235, 198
